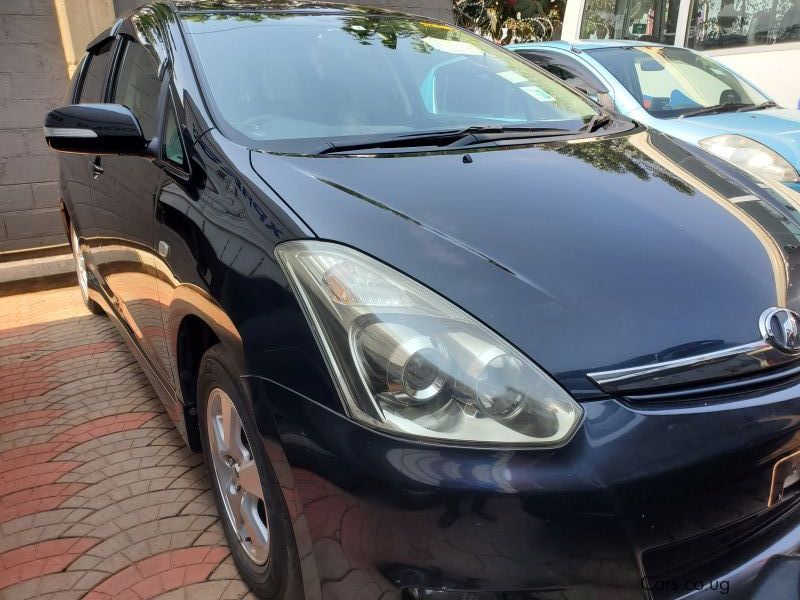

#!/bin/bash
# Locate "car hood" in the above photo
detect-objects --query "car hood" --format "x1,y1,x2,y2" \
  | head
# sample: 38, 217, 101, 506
651, 108, 800, 172
251, 130, 800, 397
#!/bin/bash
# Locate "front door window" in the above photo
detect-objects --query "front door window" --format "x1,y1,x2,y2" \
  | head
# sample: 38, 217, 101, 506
112, 42, 161, 139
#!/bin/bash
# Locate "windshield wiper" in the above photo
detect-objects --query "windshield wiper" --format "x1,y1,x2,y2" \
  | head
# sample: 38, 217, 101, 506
316, 125, 571, 155
581, 112, 613, 133
680, 102, 753, 118
737, 100, 779, 112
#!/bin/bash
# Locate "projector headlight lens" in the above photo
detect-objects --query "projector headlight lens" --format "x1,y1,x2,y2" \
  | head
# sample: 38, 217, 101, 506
276, 241, 582, 446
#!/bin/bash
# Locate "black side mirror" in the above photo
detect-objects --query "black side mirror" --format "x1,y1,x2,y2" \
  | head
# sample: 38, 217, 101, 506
44, 103, 148, 155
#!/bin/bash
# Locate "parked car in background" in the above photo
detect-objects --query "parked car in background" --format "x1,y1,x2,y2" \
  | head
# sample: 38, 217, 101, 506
46, 1, 800, 598
510, 40, 800, 192
558, 0, 800, 109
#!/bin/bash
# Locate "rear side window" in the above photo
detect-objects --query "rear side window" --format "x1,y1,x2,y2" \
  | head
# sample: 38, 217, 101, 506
78, 40, 114, 103
113, 42, 161, 140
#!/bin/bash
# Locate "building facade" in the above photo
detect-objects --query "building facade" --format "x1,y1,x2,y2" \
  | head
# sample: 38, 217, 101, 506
0, 0, 452, 253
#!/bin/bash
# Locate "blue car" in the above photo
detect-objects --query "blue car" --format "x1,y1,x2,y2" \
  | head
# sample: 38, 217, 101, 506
510, 40, 800, 192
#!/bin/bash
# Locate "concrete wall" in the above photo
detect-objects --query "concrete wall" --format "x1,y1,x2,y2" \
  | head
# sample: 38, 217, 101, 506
711, 47, 800, 110
0, 0, 69, 252
56, 0, 116, 78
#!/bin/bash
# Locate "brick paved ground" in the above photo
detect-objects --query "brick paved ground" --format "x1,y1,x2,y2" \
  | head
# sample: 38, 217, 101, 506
0, 286, 255, 600
0, 286, 643, 600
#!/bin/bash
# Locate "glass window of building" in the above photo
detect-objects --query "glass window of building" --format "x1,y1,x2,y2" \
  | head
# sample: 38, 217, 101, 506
580, 0, 680, 43
687, 0, 800, 50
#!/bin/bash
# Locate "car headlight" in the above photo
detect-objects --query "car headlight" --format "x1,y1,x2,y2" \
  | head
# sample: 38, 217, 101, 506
276, 241, 582, 446
699, 134, 799, 183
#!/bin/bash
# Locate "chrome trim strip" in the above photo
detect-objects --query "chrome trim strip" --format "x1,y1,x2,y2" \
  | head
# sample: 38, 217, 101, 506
43, 126, 97, 138
587, 340, 800, 395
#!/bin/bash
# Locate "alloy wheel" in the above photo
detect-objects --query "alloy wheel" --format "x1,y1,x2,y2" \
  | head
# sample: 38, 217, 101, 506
206, 387, 270, 565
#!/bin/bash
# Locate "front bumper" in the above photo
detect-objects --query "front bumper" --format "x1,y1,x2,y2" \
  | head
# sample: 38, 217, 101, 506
249, 375, 800, 599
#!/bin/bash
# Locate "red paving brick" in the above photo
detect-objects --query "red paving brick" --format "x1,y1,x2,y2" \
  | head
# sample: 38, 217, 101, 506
0, 461, 82, 497
85, 547, 228, 600
84, 547, 230, 599
0, 482, 89, 523
0, 538, 100, 588
51, 412, 158, 444
0, 287, 254, 600
0, 441, 77, 472
0, 409, 66, 434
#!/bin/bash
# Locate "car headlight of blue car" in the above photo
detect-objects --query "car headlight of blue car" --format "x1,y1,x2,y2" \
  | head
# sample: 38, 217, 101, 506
699, 134, 800, 184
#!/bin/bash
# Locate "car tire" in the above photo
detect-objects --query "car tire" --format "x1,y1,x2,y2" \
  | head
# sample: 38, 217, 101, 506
69, 224, 104, 315
197, 344, 304, 599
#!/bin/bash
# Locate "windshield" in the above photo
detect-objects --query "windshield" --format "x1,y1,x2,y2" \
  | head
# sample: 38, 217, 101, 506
587, 46, 770, 118
181, 13, 598, 150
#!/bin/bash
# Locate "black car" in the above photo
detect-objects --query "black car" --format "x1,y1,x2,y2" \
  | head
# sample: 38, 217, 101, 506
45, 2, 800, 598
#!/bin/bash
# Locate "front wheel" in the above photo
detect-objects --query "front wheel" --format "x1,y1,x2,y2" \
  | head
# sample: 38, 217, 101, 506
68, 224, 104, 315
197, 344, 303, 599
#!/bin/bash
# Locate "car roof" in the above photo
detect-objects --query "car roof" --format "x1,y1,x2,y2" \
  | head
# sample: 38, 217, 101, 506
510, 39, 671, 52
166, 0, 416, 17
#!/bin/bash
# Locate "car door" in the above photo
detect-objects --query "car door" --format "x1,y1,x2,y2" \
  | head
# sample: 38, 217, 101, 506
150, 87, 197, 395
90, 34, 175, 385
64, 40, 115, 267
